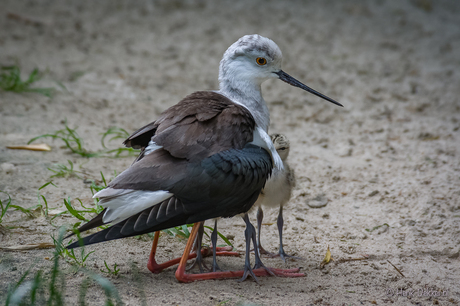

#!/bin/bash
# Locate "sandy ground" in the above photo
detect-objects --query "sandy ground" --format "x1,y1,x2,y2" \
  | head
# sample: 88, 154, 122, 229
1, 0, 460, 305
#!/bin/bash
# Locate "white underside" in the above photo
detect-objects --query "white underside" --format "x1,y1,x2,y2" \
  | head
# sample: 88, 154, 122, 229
94, 188, 173, 224
254, 165, 291, 208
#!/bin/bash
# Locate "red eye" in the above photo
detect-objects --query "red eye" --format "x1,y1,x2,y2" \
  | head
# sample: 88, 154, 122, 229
256, 57, 267, 65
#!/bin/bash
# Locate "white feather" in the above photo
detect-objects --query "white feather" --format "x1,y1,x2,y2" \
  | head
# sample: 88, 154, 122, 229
254, 166, 291, 208
144, 140, 163, 155
94, 188, 173, 224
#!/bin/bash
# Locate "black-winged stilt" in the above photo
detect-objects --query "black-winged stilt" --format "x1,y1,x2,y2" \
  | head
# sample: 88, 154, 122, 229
66, 34, 341, 282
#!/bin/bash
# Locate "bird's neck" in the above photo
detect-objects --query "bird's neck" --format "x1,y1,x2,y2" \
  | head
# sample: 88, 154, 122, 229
218, 79, 270, 133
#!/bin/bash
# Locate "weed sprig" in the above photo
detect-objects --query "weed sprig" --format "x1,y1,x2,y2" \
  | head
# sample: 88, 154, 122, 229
0, 190, 12, 225
0, 65, 54, 97
5, 227, 124, 306
48, 160, 85, 179
100, 261, 120, 277
28, 123, 139, 158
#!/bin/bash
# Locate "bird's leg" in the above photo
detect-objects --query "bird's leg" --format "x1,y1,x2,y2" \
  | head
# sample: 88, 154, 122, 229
239, 213, 260, 283
255, 206, 278, 257
211, 219, 222, 272
147, 230, 201, 274
186, 222, 209, 272
252, 216, 274, 275
256, 206, 265, 255
277, 206, 302, 262
148, 221, 239, 275
147, 231, 162, 273
175, 223, 202, 282
175, 217, 305, 283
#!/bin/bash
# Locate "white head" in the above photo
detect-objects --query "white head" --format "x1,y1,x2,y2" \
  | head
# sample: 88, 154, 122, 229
271, 133, 290, 161
218, 34, 342, 107
219, 35, 283, 89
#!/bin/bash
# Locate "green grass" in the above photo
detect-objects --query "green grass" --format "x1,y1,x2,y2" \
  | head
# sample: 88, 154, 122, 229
0, 190, 12, 224
48, 160, 85, 179
61, 197, 106, 231
52, 231, 95, 268
159, 224, 233, 248
4, 228, 124, 306
47, 172, 108, 231
8, 182, 57, 219
0, 65, 54, 97
100, 261, 120, 277
365, 223, 390, 232
28, 122, 139, 158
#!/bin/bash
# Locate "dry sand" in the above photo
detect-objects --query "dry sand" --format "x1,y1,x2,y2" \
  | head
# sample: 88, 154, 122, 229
1, 0, 459, 305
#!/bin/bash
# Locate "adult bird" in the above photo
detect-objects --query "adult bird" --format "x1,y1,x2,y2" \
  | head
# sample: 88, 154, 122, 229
66, 34, 341, 282
255, 133, 298, 261
147, 133, 296, 274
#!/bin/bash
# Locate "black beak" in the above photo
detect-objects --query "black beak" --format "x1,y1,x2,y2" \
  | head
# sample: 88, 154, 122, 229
275, 70, 343, 107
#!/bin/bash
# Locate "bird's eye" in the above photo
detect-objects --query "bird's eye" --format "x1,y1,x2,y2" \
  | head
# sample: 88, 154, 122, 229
279, 147, 286, 151
256, 57, 267, 66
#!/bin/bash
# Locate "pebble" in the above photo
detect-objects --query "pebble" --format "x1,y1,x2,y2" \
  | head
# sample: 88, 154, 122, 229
1, 163, 16, 174
368, 190, 379, 197
307, 194, 329, 208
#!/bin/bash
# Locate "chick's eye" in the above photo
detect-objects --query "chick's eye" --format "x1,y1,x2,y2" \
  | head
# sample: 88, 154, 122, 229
256, 57, 267, 65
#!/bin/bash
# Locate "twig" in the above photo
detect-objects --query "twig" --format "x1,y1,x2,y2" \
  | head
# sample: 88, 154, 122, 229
337, 257, 367, 263
387, 260, 405, 277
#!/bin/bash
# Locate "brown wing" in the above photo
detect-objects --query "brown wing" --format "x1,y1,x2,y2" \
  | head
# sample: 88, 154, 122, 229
123, 91, 255, 161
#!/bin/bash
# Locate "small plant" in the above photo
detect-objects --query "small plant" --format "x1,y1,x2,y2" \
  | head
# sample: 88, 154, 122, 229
79, 271, 124, 306
89, 171, 109, 202
52, 230, 95, 268
61, 197, 105, 231
44, 172, 110, 230
203, 225, 234, 248
28, 122, 100, 158
0, 65, 54, 97
99, 126, 139, 157
37, 181, 57, 218
5, 227, 123, 306
28, 122, 139, 158
8, 182, 57, 219
160, 224, 233, 248
100, 261, 120, 277
101, 127, 130, 147
0, 190, 12, 224
48, 160, 85, 179
365, 223, 390, 232
4, 267, 45, 305
161, 224, 193, 240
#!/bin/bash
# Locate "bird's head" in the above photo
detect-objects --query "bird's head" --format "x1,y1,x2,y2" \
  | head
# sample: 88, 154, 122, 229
219, 34, 342, 107
271, 133, 290, 161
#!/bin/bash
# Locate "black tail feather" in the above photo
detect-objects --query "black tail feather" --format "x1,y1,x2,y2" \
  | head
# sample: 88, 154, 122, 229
66, 198, 187, 249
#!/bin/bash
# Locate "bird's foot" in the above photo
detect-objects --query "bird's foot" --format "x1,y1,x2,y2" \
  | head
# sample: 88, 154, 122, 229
279, 251, 303, 262
257, 245, 280, 258
148, 246, 240, 274
186, 256, 209, 273
264, 267, 305, 277
175, 266, 305, 283
239, 262, 261, 283
202, 246, 240, 258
